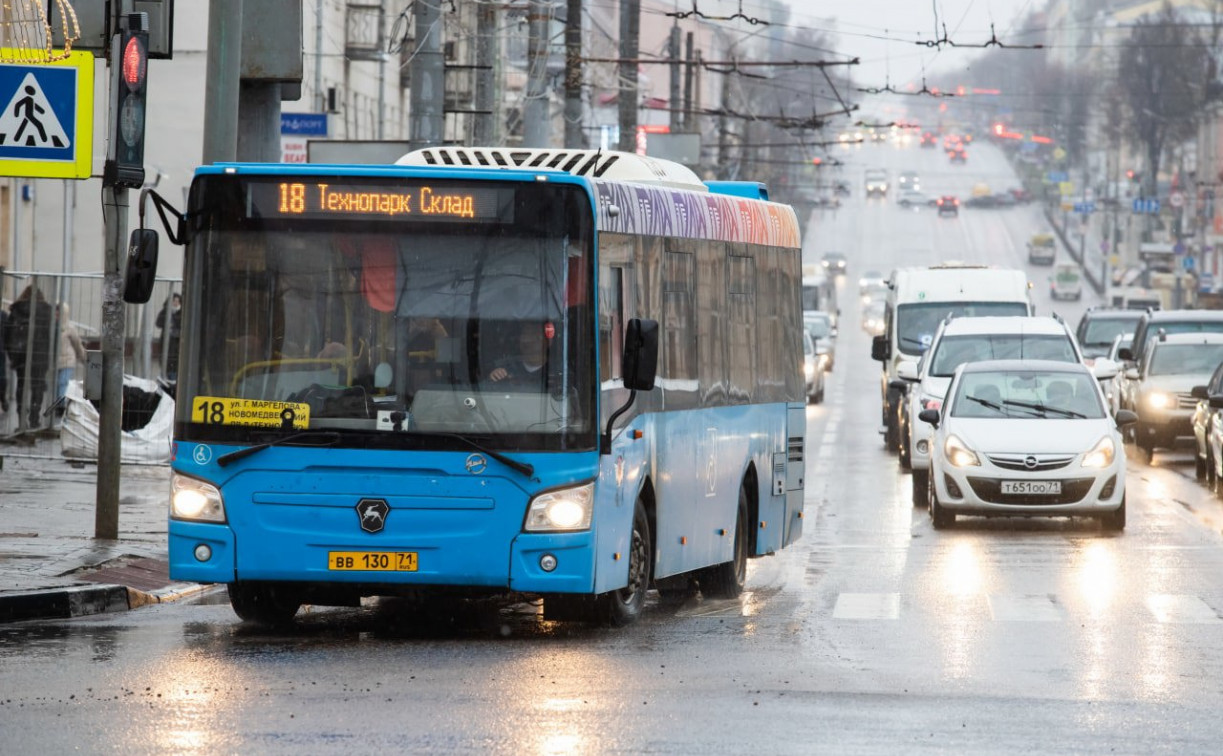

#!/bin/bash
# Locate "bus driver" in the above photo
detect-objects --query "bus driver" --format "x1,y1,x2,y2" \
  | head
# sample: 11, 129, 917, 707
489, 321, 551, 388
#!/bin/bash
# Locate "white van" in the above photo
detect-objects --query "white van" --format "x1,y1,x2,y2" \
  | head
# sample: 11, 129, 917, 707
870, 263, 1033, 461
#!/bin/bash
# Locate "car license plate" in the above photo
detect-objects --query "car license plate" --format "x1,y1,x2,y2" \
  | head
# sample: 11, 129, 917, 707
1001, 480, 1062, 495
328, 551, 418, 572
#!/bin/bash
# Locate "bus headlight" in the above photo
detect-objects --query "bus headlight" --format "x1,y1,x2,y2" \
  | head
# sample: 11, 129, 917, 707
525, 482, 594, 531
170, 473, 226, 523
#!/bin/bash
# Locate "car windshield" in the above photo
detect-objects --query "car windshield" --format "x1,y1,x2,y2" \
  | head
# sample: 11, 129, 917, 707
951, 370, 1104, 419
1149, 344, 1223, 376
1082, 316, 1141, 347
805, 317, 831, 339
895, 302, 1031, 355
929, 334, 1077, 377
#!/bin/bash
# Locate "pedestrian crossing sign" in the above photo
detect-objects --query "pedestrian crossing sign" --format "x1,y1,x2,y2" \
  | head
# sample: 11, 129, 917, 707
0, 50, 94, 179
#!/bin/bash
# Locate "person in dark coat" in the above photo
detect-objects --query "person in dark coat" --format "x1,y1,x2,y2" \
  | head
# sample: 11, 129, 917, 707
156, 292, 182, 381
3, 284, 55, 427
0, 308, 8, 413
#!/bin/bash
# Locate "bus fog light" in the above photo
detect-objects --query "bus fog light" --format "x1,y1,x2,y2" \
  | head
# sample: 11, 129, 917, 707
194, 544, 212, 562
525, 482, 594, 531
539, 554, 558, 572
170, 473, 227, 523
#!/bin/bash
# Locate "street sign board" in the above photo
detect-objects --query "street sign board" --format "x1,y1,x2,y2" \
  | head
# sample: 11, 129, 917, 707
1073, 201, 1096, 214
1046, 171, 1068, 183
1132, 197, 1161, 214
0, 50, 93, 179
1184, 256, 1195, 271
1170, 191, 1184, 208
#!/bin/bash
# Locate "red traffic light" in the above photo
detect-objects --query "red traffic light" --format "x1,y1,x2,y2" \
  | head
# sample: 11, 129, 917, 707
122, 35, 147, 90
812, 157, 822, 166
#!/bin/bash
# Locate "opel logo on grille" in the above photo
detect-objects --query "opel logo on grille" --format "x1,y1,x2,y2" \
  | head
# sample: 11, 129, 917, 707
356, 499, 390, 533
1024, 456, 1038, 469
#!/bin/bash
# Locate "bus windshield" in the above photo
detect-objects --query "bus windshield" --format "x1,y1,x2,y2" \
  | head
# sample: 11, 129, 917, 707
178, 175, 597, 452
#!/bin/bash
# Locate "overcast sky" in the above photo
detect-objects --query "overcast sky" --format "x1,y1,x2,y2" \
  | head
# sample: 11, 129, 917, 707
782, 0, 1040, 88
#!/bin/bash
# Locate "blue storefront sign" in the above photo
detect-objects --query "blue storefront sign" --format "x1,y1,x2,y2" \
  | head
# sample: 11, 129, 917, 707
281, 113, 328, 137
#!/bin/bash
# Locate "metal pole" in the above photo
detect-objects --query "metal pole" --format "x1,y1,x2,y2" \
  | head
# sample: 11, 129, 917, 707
668, 24, 680, 133
524, 0, 550, 147
408, 0, 443, 149
202, 0, 243, 164
616, 0, 639, 152
682, 31, 693, 132
238, 82, 282, 162
563, 0, 583, 148
473, 1, 496, 145
377, 53, 386, 141
314, 0, 324, 113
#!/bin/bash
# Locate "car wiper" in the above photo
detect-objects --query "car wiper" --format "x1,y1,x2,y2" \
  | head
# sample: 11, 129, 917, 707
216, 431, 343, 467
1001, 399, 1085, 419
433, 432, 535, 479
965, 395, 1004, 412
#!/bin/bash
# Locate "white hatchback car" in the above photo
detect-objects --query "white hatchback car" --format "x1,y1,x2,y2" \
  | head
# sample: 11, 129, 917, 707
919, 360, 1136, 530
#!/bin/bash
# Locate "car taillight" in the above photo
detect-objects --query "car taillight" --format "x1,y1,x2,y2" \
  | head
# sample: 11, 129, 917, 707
937, 198, 944, 206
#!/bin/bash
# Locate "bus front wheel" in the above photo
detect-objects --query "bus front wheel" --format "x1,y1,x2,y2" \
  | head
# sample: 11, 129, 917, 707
699, 486, 749, 599
228, 582, 302, 626
592, 498, 652, 626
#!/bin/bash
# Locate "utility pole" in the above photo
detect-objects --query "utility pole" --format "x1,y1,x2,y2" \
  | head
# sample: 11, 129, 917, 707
473, 1, 497, 145
408, 0, 444, 149
524, 0, 550, 147
203, 1, 242, 164
717, 66, 730, 174
668, 24, 680, 133
563, 0, 583, 148
682, 31, 693, 133
617, 0, 639, 152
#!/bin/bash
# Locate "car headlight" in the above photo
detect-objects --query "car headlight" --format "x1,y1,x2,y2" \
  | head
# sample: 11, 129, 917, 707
804, 361, 815, 379
1146, 391, 1171, 410
1081, 437, 1116, 468
944, 434, 980, 467
170, 473, 226, 523
524, 482, 594, 531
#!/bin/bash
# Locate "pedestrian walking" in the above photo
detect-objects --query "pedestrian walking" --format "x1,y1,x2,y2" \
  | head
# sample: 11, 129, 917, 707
55, 302, 87, 415
2, 283, 54, 428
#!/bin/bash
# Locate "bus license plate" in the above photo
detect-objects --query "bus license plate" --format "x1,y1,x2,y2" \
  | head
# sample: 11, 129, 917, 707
328, 551, 418, 572
1001, 480, 1061, 495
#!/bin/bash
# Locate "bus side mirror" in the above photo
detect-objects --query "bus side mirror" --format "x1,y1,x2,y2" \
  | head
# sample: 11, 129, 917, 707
622, 318, 658, 391
871, 334, 889, 361
122, 229, 159, 304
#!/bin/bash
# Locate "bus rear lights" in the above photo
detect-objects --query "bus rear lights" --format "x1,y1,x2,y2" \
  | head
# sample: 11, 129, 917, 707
539, 554, 558, 572
194, 544, 212, 562
524, 483, 594, 531
170, 473, 227, 523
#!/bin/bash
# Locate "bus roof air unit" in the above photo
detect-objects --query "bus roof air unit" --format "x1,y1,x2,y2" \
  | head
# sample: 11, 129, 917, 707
397, 148, 708, 191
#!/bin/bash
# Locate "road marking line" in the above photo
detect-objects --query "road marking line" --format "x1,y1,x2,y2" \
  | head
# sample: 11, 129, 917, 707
832, 592, 900, 620
987, 594, 1063, 622
1147, 594, 1222, 624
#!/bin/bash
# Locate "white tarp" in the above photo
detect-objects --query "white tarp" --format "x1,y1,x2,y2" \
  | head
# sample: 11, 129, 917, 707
60, 377, 174, 464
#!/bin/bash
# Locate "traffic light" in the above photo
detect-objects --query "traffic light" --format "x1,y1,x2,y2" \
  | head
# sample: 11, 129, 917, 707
812, 157, 822, 166
106, 15, 149, 188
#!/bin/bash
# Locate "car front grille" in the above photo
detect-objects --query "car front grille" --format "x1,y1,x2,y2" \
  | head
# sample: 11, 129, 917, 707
1177, 393, 1197, 410
986, 454, 1075, 471
965, 477, 1096, 505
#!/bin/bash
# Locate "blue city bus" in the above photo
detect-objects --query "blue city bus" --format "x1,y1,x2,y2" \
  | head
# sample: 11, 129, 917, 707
164, 148, 806, 626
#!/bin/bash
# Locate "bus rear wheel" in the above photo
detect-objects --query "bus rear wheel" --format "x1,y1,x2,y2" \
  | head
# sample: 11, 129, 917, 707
228, 582, 301, 626
700, 486, 749, 599
592, 498, 651, 627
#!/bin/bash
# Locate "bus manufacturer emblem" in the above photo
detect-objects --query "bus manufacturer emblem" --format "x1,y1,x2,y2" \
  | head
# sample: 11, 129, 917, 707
356, 499, 390, 533
465, 454, 488, 474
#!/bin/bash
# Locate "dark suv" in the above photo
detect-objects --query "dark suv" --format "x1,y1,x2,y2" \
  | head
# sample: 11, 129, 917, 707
1075, 308, 1144, 361
1116, 309, 1223, 412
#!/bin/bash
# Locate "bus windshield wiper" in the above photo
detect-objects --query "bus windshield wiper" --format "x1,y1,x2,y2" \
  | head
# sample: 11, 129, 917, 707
216, 431, 343, 467
434, 433, 535, 479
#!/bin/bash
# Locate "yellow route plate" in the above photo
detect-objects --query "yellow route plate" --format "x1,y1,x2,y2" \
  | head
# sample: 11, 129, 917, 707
328, 551, 418, 572
191, 397, 310, 428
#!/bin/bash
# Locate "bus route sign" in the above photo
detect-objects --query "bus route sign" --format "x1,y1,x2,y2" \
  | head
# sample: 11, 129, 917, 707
0, 49, 94, 179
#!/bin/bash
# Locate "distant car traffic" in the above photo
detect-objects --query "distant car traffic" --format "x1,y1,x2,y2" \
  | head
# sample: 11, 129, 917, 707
898, 171, 921, 191
919, 360, 1134, 530
803, 331, 826, 404
936, 196, 959, 216
1050, 263, 1083, 301
1027, 234, 1057, 265
804, 311, 837, 372
821, 252, 848, 275
858, 270, 887, 292
898, 190, 934, 208
949, 148, 967, 163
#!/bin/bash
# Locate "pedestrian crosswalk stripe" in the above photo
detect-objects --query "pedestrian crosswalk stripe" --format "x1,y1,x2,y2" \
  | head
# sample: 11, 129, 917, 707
1146, 594, 1222, 624
0, 72, 69, 149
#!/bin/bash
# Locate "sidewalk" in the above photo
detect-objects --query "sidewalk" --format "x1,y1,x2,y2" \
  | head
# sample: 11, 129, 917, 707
0, 434, 205, 623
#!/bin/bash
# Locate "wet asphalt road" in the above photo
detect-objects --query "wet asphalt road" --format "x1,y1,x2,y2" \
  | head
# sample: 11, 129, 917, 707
5, 140, 1223, 754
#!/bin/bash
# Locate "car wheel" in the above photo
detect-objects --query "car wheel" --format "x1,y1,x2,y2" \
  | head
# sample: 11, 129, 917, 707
1137, 435, 1155, 464
912, 468, 929, 507
1100, 495, 1126, 532
929, 477, 954, 529
899, 431, 912, 470
228, 582, 301, 626
1196, 449, 1207, 480
700, 486, 750, 599
815, 385, 825, 404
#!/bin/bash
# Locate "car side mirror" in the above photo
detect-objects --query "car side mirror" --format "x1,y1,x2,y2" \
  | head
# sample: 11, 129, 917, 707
871, 334, 889, 362
1092, 358, 1119, 381
918, 408, 940, 428
897, 360, 919, 382
1117, 347, 1133, 361
1114, 409, 1138, 427
122, 229, 159, 304
622, 318, 659, 391
1191, 385, 1209, 400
